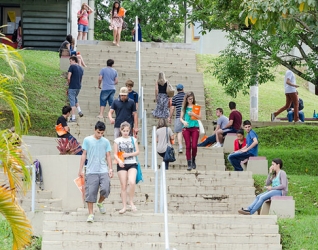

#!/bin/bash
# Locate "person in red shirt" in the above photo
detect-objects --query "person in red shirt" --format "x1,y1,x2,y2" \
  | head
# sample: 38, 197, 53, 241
233, 129, 246, 152
77, 3, 94, 40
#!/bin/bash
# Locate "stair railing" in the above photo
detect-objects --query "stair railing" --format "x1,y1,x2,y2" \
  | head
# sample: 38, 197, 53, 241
152, 126, 170, 249
26, 164, 36, 212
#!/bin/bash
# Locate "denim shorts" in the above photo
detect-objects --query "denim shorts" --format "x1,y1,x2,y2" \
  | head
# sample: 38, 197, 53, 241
100, 89, 115, 107
68, 89, 80, 107
78, 24, 88, 33
174, 118, 183, 133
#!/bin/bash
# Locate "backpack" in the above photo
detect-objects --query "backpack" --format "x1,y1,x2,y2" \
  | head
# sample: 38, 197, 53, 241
12, 29, 18, 42
33, 159, 43, 190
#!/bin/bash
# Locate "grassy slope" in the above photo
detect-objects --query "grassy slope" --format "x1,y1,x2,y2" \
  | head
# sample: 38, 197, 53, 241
0, 50, 67, 136
197, 55, 318, 121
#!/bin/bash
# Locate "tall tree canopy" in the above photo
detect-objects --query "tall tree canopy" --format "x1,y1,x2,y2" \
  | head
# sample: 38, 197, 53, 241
187, 0, 318, 97
95, 0, 185, 42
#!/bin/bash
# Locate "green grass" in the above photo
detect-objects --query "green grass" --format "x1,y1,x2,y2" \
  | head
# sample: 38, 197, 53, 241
0, 50, 67, 136
197, 54, 318, 121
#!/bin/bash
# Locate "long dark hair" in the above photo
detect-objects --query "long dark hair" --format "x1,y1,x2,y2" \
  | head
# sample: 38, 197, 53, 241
182, 91, 196, 112
112, 1, 120, 17
271, 158, 283, 178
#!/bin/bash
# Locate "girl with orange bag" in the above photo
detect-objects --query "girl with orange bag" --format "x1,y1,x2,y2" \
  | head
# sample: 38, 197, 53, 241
110, 1, 126, 47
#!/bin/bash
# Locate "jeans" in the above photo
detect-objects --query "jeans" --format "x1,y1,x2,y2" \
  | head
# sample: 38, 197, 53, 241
182, 127, 199, 160
198, 134, 216, 147
248, 190, 282, 214
228, 152, 254, 171
158, 152, 169, 170
100, 89, 115, 107
68, 89, 80, 107
288, 111, 304, 122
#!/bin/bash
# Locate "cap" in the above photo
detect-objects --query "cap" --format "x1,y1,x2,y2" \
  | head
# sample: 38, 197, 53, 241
176, 84, 184, 90
119, 87, 128, 95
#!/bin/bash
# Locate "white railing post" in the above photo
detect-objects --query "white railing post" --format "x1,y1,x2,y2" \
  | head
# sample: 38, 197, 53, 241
138, 41, 141, 100
153, 126, 159, 213
161, 162, 170, 249
26, 164, 36, 212
135, 16, 138, 70
143, 110, 148, 169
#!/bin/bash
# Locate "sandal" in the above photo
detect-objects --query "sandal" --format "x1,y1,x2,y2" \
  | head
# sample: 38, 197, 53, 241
131, 206, 137, 212
119, 208, 126, 214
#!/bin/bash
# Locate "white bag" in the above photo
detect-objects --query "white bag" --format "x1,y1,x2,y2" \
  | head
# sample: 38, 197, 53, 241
198, 120, 205, 135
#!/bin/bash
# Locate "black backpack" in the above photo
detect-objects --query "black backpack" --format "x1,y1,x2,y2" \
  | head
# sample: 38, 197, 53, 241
12, 29, 18, 42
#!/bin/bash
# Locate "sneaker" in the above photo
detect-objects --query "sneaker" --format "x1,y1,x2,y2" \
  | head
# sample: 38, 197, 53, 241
212, 142, 221, 148
271, 113, 276, 121
96, 115, 104, 119
296, 120, 303, 123
69, 118, 76, 123
238, 209, 250, 215
78, 112, 84, 117
97, 203, 106, 214
178, 148, 183, 153
87, 214, 94, 223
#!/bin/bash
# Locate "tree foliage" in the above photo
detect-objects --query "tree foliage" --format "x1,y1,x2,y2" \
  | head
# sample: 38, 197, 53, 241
95, 0, 185, 42
187, 0, 318, 96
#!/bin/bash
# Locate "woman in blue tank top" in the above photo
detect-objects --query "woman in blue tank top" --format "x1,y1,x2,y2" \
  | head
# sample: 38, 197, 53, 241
238, 158, 288, 215
179, 91, 201, 171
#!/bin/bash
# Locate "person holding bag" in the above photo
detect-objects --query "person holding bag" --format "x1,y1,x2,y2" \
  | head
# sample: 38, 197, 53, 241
180, 92, 201, 171
156, 118, 174, 170
113, 122, 139, 214
110, 1, 126, 46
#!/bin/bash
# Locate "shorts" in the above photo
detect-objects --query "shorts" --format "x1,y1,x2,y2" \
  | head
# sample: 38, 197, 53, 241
85, 173, 110, 203
117, 163, 137, 172
100, 89, 115, 107
68, 89, 80, 107
174, 118, 183, 133
78, 24, 89, 33
222, 128, 237, 137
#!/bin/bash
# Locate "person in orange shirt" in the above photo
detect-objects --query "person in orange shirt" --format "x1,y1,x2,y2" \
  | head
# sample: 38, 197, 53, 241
233, 129, 246, 152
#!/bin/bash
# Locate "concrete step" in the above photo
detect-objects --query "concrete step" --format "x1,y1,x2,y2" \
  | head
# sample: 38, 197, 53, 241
42, 241, 282, 250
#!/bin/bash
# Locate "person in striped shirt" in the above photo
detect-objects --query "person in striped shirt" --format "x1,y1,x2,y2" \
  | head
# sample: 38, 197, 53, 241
168, 84, 185, 153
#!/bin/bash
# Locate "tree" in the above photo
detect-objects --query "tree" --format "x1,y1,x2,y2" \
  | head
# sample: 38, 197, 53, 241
187, 0, 318, 96
95, 0, 185, 42
0, 30, 32, 249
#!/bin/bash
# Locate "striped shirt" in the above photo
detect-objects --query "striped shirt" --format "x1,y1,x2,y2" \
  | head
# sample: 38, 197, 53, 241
172, 91, 185, 119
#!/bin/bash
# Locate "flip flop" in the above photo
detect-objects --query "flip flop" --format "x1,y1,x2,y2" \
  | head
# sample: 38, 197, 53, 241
119, 208, 126, 214
131, 206, 137, 212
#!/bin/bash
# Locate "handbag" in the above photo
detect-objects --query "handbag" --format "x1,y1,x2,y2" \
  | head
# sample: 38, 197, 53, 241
198, 120, 205, 135
163, 127, 176, 162
166, 82, 175, 97
131, 137, 143, 184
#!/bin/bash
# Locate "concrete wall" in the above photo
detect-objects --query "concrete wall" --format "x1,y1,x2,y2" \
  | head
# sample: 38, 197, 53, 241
71, 0, 82, 40
34, 155, 84, 210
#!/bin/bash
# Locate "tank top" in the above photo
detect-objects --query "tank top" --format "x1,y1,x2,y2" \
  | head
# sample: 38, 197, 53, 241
158, 82, 167, 93
272, 171, 281, 187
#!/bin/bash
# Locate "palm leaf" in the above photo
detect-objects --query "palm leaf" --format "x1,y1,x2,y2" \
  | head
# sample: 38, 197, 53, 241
0, 185, 32, 250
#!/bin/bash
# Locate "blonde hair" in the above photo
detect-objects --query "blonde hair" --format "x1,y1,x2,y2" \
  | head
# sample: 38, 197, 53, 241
126, 79, 134, 87
157, 72, 166, 86
157, 118, 168, 129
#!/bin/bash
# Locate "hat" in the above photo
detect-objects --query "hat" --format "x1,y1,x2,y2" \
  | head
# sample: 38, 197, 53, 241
119, 87, 128, 95
176, 84, 184, 90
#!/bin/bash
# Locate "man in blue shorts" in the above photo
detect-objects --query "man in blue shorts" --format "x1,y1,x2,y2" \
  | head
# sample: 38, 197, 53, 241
97, 59, 118, 119
228, 120, 258, 171
78, 121, 113, 222
168, 84, 185, 153
214, 101, 242, 147
108, 87, 138, 139
68, 56, 84, 122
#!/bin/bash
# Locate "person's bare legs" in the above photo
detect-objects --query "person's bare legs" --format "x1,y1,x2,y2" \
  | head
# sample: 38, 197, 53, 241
273, 94, 292, 117
289, 93, 299, 121
87, 202, 94, 215
116, 27, 122, 46
118, 170, 128, 213
127, 168, 137, 210
113, 28, 118, 44
77, 31, 82, 40
99, 106, 105, 117
177, 132, 183, 148
83, 32, 87, 40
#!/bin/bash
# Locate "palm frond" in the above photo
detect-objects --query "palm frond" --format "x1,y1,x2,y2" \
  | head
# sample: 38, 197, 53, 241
0, 185, 32, 250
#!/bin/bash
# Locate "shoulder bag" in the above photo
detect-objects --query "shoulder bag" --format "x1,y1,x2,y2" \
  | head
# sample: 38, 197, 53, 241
163, 127, 176, 162
166, 82, 175, 97
131, 137, 143, 184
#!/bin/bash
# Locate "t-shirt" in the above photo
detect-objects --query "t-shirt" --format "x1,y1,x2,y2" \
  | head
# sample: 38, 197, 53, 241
284, 70, 297, 94
172, 91, 185, 119
82, 136, 111, 174
128, 90, 139, 103
114, 136, 137, 164
111, 98, 137, 128
56, 115, 70, 138
156, 127, 173, 153
217, 115, 229, 129
99, 67, 118, 91
229, 110, 242, 130
78, 10, 92, 26
246, 129, 258, 156
234, 138, 247, 151
183, 106, 199, 128
68, 64, 83, 89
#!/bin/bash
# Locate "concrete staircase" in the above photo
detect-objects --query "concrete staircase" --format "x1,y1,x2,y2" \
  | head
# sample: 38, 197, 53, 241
14, 41, 282, 249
